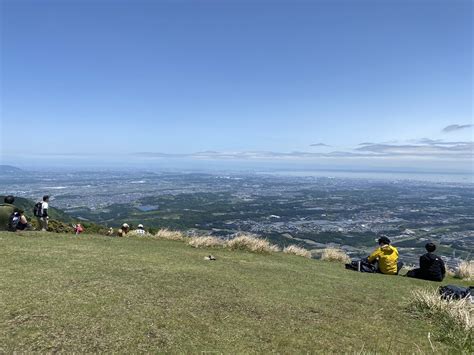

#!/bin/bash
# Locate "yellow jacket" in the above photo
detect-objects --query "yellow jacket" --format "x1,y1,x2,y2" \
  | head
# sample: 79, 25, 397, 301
368, 245, 399, 275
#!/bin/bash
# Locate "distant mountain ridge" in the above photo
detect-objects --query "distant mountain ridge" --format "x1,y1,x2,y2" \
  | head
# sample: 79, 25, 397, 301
0, 165, 24, 174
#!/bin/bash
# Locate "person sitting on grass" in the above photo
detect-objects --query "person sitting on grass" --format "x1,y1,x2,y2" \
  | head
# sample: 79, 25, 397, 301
117, 223, 129, 237
406, 242, 446, 282
15, 209, 30, 231
0, 195, 16, 231
73, 223, 84, 235
135, 224, 146, 235
367, 236, 403, 275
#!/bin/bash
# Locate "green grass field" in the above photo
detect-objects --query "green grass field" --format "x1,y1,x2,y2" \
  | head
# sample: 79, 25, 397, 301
0, 231, 471, 352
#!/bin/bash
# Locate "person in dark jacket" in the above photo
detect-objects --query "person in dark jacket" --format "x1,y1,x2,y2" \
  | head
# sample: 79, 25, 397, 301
407, 243, 446, 282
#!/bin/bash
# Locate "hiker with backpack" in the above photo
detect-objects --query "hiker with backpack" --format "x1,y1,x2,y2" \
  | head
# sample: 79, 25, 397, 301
406, 243, 446, 282
0, 195, 16, 231
34, 195, 50, 231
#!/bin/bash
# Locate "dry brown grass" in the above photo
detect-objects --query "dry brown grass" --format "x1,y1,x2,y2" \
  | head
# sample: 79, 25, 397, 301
283, 245, 312, 258
226, 234, 280, 253
407, 288, 473, 350
454, 260, 474, 281
320, 248, 351, 264
188, 236, 225, 248
154, 228, 187, 241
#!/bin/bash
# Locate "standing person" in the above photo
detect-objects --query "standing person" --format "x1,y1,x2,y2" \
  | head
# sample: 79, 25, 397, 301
407, 243, 446, 282
367, 236, 403, 275
0, 195, 16, 231
36, 195, 50, 231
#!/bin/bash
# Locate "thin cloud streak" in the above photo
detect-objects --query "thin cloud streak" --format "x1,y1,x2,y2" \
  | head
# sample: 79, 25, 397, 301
133, 141, 473, 161
442, 124, 473, 133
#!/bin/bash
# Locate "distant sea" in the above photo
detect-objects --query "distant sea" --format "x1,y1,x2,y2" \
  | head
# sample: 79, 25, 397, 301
262, 170, 474, 184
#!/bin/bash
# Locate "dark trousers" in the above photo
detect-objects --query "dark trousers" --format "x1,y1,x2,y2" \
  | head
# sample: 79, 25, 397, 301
406, 268, 443, 282
375, 261, 404, 275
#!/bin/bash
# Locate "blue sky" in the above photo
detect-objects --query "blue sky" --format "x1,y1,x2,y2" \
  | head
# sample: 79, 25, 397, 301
1, 0, 472, 171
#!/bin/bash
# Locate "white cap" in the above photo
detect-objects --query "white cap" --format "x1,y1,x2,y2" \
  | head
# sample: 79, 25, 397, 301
138, 224, 144, 229
122, 223, 129, 228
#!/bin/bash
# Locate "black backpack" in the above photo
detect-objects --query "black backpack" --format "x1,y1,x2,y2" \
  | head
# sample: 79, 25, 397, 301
439, 285, 472, 300
33, 202, 43, 217
8, 211, 20, 232
345, 259, 377, 273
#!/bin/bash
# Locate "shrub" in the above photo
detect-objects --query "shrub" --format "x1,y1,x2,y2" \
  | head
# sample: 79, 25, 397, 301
226, 234, 280, 253
320, 248, 350, 264
454, 260, 473, 281
188, 236, 225, 248
283, 245, 312, 258
407, 288, 473, 351
154, 228, 187, 241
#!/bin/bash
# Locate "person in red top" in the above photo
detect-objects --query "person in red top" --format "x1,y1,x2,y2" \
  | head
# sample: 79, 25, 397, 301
73, 223, 84, 235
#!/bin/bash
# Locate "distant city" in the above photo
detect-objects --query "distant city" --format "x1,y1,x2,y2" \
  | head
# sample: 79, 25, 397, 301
1, 165, 472, 267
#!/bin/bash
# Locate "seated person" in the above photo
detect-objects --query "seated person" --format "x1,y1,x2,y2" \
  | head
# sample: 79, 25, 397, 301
0, 195, 16, 230
117, 223, 129, 237
407, 243, 446, 282
15, 209, 30, 231
367, 236, 402, 275
135, 224, 146, 235
73, 223, 84, 235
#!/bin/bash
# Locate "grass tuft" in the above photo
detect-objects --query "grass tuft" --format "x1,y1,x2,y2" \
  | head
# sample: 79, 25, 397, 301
188, 236, 225, 248
226, 234, 280, 253
454, 260, 474, 281
320, 248, 350, 264
407, 288, 473, 351
154, 228, 187, 241
283, 245, 312, 258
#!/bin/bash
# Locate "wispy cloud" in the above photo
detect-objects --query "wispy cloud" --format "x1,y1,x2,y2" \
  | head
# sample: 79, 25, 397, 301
310, 143, 330, 147
355, 142, 473, 158
442, 124, 473, 133
413, 138, 470, 146
133, 140, 473, 161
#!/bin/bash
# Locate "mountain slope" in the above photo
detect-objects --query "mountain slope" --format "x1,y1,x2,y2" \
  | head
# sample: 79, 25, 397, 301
1, 231, 470, 352
0, 165, 24, 174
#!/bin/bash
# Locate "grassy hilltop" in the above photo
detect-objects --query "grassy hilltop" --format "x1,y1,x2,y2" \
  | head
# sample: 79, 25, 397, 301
0, 231, 471, 353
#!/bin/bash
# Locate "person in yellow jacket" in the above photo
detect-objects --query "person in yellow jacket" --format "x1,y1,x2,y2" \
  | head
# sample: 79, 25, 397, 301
367, 236, 402, 275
